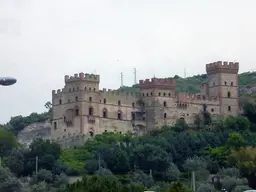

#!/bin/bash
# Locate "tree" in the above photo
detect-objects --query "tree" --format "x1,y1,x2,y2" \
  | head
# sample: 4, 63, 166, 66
243, 102, 256, 124
165, 182, 192, 192
174, 118, 188, 132
226, 132, 247, 149
0, 127, 18, 156
0, 167, 22, 192
5, 149, 24, 176
228, 147, 256, 188
196, 184, 216, 192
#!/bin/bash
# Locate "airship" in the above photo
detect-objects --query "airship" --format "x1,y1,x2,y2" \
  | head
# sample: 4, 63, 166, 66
0, 77, 17, 86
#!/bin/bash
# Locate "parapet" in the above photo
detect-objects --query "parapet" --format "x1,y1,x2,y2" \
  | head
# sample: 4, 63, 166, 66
65, 73, 100, 84
100, 88, 140, 97
139, 78, 176, 90
52, 88, 65, 97
206, 61, 239, 75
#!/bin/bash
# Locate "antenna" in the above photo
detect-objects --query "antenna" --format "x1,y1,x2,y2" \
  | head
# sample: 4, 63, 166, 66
134, 68, 137, 85
121, 72, 123, 87
184, 68, 187, 93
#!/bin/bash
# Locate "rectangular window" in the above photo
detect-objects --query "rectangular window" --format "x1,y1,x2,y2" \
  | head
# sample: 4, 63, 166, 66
54, 122, 57, 130
228, 106, 231, 111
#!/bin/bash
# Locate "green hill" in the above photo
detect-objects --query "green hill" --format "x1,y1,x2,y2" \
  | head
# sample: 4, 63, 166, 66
118, 71, 256, 94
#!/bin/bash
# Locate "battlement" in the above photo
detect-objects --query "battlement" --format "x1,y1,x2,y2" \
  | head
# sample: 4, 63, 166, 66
176, 93, 219, 103
52, 88, 65, 96
206, 61, 239, 75
100, 88, 140, 97
139, 78, 176, 90
65, 73, 100, 84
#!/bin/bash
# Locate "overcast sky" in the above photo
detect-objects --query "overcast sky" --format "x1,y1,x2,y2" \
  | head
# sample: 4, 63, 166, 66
0, 0, 256, 123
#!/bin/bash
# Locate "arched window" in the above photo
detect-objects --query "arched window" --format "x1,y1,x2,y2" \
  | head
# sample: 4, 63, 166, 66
75, 96, 78, 101
132, 102, 135, 108
163, 93, 166, 96
228, 106, 231, 111
103, 98, 106, 104
93, 88, 96, 91
117, 111, 122, 120
118, 100, 121, 105
224, 81, 227, 86
151, 92, 153, 96
163, 101, 167, 107
103, 109, 107, 118
231, 82, 234, 86
164, 113, 167, 118
84, 86, 87, 90
227, 92, 231, 98
89, 107, 93, 116
89, 87, 91, 91
168, 93, 171, 97
158, 92, 161, 96
142, 93, 145, 96
146, 93, 149, 96
77, 87, 79, 90
89, 97, 92, 102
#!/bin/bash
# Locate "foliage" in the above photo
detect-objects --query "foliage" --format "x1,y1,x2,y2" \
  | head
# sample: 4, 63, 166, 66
0, 127, 18, 156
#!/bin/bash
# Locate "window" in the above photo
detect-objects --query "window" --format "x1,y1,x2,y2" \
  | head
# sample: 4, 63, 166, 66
103, 109, 107, 118
77, 87, 79, 90
104, 98, 106, 104
117, 111, 122, 120
164, 113, 167, 118
146, 93, 149, 96
54, 122, 57, 130
151, 92, 153, 96
142, 93, 145, 96
68, 99, 70, 103
93, 88, 96, 91
228, 106, 231, 111
89, 97, 92, 102
211, 108, 214, 112
85, 86, 87, 90
89, 87, 91, 91
69, 88, 71, 92
118, 100, 121, 106
227, 92, 231, 98
158, 92, 161, 96
75, 96, 78, 101
63, 116, 66, 122
231, 82, 234, 86
132, 102, 135, 108
75, 108, 79, 116
59, 99, 62, 104
168, 93, 171, 97
105, 130, 107, 132
224, 81, 227, 86
89, 107, 93, 115
163, 101, 167, 107
213, 82, 215, 86
163, 93, 166, 96
132, 113, 135, 121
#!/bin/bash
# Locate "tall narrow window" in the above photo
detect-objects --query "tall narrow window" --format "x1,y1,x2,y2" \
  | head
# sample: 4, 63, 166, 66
163, 93, 166, 96
89, 97, 92, 102
164, 113, 167, 118
89, 107, 93, 115
132, 113, 135, 121
54, 122, 57, 130
103, 109, 107, 118
224, 81, 227, 86
104, 98, 106, 104
231, 82, 234, 86
228, 106, 231, 111
158, 92, 161, 96
227, 92, 231, 98
117, 111, 122, 120
75, 96, 78, 101
75, 108, 79, 116
59, 99, 62, 104
163, 101, 167, 107
118, 100, 121, 106
132, 102, 135, 108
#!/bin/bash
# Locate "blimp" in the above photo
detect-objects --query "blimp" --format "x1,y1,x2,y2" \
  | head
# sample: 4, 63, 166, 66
0, 77, 17, 86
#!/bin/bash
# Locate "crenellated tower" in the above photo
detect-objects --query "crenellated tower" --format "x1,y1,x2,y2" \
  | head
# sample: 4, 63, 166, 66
206, 61, 239, 116
139, 78, 176, 130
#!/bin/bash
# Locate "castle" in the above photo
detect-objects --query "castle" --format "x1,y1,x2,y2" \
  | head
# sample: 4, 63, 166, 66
51, 61, 239, 142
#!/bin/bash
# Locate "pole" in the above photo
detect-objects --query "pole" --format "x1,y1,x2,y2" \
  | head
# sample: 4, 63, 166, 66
149, 169, 152, 177
121, 72, 123, 87
36, 156, 38, 174
134, 68, 137, 85
192, 171, 196, 192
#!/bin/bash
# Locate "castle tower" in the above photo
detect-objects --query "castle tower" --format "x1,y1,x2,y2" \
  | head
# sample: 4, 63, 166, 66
139, 78, 176, 130
206, 61, 239, 116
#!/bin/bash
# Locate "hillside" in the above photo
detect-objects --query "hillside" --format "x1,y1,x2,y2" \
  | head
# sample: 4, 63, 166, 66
118, 71, 256, 95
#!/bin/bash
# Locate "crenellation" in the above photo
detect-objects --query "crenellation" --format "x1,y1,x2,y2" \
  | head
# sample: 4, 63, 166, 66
139, 77, 176, 90
65, 73, 100, 83
206, 61, 239, 74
